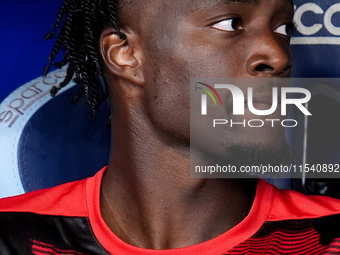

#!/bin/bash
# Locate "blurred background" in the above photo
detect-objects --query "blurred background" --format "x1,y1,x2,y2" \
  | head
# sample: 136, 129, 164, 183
0, 0, 63, 102
0, 0, 340, 198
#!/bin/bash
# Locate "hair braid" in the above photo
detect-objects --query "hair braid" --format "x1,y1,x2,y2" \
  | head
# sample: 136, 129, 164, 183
45, 0, 125, 118
44, 0, 72, 40
107, 0, 126, 40
50, 63, 75, 96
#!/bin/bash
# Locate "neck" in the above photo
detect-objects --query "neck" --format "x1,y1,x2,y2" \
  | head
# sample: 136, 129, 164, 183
100, 91, 256, 249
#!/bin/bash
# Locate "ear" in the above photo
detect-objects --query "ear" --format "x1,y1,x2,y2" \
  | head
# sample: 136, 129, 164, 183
100, 27, 144, 86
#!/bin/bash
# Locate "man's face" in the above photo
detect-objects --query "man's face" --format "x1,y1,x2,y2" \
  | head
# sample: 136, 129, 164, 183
124, 0, 294, 153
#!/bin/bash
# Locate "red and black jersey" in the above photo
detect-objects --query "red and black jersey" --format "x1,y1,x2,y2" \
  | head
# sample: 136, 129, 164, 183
1, 167, 340, 255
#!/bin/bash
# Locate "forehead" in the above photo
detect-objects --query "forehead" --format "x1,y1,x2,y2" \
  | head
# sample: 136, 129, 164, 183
118, 0, 294, 41
194, 0, 293, 4
181, 0, 293, 15
123, 0, 293, 10
121, 0, 293, 23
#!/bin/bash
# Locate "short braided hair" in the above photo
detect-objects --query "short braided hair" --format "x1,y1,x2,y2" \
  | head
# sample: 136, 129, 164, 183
44, 0, 126, 119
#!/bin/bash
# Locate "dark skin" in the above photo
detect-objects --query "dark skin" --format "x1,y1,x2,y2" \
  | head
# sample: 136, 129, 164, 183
99, 0, 293, 250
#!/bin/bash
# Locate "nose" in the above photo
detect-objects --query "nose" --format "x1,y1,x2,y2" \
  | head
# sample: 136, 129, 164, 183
246, 33, 292, 77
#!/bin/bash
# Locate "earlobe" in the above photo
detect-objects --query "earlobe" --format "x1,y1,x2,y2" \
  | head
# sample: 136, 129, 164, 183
100, 27, 144, 85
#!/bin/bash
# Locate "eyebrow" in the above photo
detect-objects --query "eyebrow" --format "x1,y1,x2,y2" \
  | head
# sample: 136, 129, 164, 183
190, 0, 293, 14
199, 0, 292, 6
224, 0, 259, 4
222, 0, 293, 6
215, 0, 259, 5
192, 0, 259, 10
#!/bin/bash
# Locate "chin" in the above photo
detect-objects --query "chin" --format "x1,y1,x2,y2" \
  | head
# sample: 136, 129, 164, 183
244, 129, 286, 150
223, 141, 292, 168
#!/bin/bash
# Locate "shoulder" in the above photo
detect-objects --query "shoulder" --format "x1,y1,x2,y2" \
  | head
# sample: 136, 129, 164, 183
264, 180, 340, 221
0, 178, 88, 217
0, 167, 107, 217
0, 174, 107, 254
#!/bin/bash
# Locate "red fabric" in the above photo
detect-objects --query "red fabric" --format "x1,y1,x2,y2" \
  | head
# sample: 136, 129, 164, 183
86, 170, 272, 255
1, 167, 340, 254
0, 178, 87, 217
83, 168, 340, 254
270, 187, 340, 221
32, 240, 88, 255
227, 221, 340, 254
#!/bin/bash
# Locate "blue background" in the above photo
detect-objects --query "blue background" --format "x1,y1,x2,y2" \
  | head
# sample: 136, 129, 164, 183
1, 0, 340, 103
0, 1, 63, 102
0, 0, 340, 196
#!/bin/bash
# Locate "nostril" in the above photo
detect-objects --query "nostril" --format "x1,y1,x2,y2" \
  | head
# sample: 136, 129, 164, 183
255, 64, 274, 72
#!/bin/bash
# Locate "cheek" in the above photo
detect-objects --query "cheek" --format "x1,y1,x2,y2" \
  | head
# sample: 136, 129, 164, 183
140, 32, 246, 139
176, 45, 242, 79
142, 59, 191, 140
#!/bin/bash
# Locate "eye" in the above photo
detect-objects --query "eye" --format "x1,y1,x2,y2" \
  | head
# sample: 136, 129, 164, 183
274, 23, 296, 37
211, 18, 243, 32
